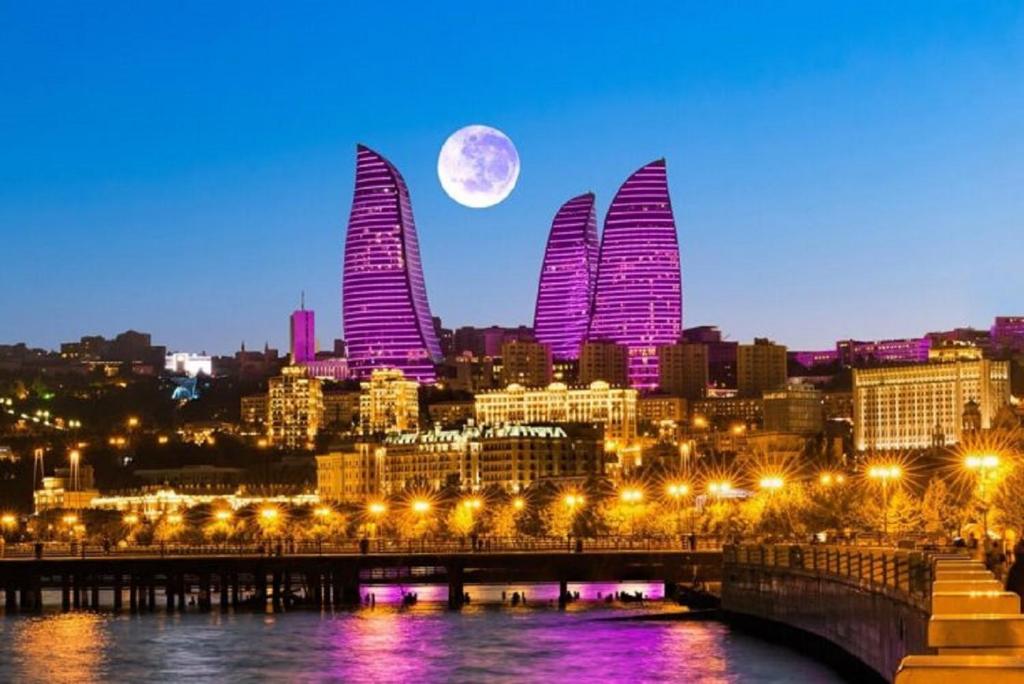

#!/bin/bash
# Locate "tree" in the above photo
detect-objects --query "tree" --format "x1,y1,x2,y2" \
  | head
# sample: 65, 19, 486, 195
993, 464, 1024, 538
921, 477, 969, 538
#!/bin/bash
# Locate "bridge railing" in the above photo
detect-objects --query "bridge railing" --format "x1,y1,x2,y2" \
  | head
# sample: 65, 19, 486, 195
1, 535, 723, 560
725, 544, 939, 606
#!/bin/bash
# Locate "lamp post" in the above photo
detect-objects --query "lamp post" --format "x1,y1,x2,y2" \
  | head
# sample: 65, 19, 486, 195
666, 482, 691, 536
965, 453, 1000, 541
868, 465, 901, 540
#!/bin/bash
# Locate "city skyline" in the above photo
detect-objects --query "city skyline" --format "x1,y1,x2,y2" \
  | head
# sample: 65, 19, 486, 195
2, 4, 1023, 355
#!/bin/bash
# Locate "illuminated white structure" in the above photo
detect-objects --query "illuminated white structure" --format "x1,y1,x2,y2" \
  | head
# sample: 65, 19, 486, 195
853, 359, 1010, 450
359, 368, 420, 433
165, 352, 213, 377
474, 381, 638, 442
88, 488, 320, 518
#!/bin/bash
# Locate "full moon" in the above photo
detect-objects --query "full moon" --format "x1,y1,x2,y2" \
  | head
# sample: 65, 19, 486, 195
437, 125, 520, 208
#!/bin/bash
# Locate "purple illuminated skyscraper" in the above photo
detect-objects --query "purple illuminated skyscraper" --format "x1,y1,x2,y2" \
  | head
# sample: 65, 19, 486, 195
588, 159, 682, 389
290, 296, 315, 364
342, 145, 442, 383
533, 193, 599, 360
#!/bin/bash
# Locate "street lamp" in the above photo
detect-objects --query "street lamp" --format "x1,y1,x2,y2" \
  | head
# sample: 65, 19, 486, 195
708, 481, 733, 498
512, 496, 526, 511
123, 513, 139, 526
758, 476, 785, 492
666, 482, 691, 536
965, 453, 1000, 540
818, 472, 846, 487
619, 487, 644, 504
868, 465, 902, 540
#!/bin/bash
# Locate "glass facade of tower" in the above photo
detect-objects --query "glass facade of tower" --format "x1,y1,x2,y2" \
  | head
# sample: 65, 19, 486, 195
343, 145, 442, 383
588, 160, 682, 389
533, 193, 599, 360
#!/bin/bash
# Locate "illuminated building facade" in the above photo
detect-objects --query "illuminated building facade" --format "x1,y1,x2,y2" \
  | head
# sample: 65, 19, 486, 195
533, 192, 599, 360
475, 381, 637, 443
853, 359, 1011, 450
240, 394, 269, 427
268, 365, 323, 449
588, 160, 682, 389
991, 316, 1024, 354
500, 339, 553, 387
359, 368, 420, 434
165, 352, 213, 377
342, 145, 442, 382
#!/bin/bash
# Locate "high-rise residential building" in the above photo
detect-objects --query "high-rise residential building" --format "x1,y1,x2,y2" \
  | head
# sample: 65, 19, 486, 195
578, 340, 629, 387
588, 160, 682, 389
763, 385, 824, 435
268, 365, 323, 449
323, 389, 360, 430
290, 302, 315, 364
475, 381, 638, 443
737, 338, 787, 397
359, 368, 420, 434
658, 342, 709, 399
500, 339, 553, 387
342, 145, 442, 383
533, 192, 599, 360
452, 325, 534, 358
853, 359, 1011, 450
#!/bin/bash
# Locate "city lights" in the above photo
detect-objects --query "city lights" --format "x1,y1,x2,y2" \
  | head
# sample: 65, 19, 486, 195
313, 506, 332, 519
122, 513, 139, 526
708, 481, 733, 497
666, 483, 690, 498
260, 507, 279, 521
367, 501, 387, 516
619, 487, 644, 504
1, 513, 16, 528
867, 464, 902, 538
512, 497, 526, 511
563, 493, 585, 509
461, 497, 483, 511
411, 499, 431, 514
215, 509, 233, 522
167, 513, 183, 525
818, 472, 846, 487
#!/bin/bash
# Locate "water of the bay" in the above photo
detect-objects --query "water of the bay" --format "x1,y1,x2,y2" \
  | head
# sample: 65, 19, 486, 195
0, 582, 845, 683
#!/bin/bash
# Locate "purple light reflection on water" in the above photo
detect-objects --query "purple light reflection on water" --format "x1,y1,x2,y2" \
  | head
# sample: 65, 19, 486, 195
360, 581, 664, 605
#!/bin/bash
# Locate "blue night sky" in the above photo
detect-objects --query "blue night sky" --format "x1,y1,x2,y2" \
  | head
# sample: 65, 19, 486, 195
2, 2, 1022, 354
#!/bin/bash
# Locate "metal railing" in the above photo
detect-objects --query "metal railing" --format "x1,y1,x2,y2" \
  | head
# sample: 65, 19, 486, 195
0, 535, 723, 560
725, 544, 957, 607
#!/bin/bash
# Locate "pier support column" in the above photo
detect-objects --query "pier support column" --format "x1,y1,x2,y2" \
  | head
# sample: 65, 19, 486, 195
91, 577, 99, 609
61, 575, 71, 611
558, 578, 568, 610
336, 565, 360, 607
231, 573, 239, 607
448, 564, 465, 610
255, 566, 268, 608
199, 573, 211, 611
72, 575, 81, 609
147, 579, 156, 611
113, 574, 123, 611
219, 572, 228, 610
177, 575, 186, 610
129, 575, 138, 612
166, 576, 175, 611
5, 585, 17, 612
271, 571, 282, 610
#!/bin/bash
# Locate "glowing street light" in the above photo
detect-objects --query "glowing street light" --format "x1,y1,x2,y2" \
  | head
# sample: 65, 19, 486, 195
1, 513, 17, 529
758, 476, 785, 492
313, 506, 332, 520
215, 509, 233, 522
367, 501, 388, 516
563, 493, 585, 510
964, 452, 1001, 539
819, 472, 846, 487
260, 507, 279, 522
708, 481, 733, 498
619, 487, 644, 504
62, 514, 79, 526
868, 464, 902, 539
411, 499, 431, 515
127, 416, 139, 428
461, 497, 483, 511
167, 513, 184, 525
123, 513, 140, 526
512, 497, 526, 511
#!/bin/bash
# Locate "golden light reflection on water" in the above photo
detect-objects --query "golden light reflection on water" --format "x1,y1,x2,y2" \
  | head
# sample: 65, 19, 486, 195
11, 613, 109, 684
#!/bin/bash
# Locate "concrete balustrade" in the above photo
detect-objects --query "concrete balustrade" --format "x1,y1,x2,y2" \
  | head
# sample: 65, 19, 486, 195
933, 579, 1004, 592
931, 591, 1020, 614
896, 655, 1024, 683
895, 558, 1024, 682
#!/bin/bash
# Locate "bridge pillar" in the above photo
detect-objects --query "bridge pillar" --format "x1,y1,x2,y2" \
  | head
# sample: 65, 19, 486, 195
199, 573, 211, 610
72, 574, 81, 609
113, 573, 123, 611
271, 571, 282, 609
90, 575, 99, 609
147, 579, 156, 611
558, 579, 568, 610
219, 572, 228, 610
177, 575, 186, 610
5, 585, 17, 612
129, 575, 138, 612
255, 566, 268, 608
448, 564, 465, 610
61, 575, 71, 611
166, 575, 176, 611
231, 573, 240, 607
331, 570, 343, 607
